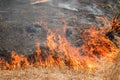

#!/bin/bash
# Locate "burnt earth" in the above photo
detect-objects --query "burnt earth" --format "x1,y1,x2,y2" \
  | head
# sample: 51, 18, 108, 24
0, 0, 119, 54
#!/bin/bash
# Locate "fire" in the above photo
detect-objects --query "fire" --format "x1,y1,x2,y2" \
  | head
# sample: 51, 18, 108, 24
0, 17, 119, 71
35, 40, 41, 54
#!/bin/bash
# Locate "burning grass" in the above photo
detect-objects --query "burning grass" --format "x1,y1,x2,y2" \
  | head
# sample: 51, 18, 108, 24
0, 16, 119, 75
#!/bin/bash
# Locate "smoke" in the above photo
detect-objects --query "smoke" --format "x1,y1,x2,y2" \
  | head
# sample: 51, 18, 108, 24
49, 0, 78, 11
31, 0, 49, 4
31, 0, 79, 11
31, 0, 103, 15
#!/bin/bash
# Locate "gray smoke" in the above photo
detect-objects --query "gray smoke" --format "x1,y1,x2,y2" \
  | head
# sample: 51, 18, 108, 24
31, 0, 103, 15
31, 0, 79, 11
49, 0, 79, 11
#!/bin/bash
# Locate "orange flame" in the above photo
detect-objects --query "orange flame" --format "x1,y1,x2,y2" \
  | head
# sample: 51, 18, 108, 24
0, 17, 119, 72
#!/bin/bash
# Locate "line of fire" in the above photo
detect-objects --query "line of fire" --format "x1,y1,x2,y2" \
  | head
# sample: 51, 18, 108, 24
0, 14, 119, 72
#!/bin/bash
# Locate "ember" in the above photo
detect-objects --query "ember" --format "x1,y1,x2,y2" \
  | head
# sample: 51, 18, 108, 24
0, 17, 119, 72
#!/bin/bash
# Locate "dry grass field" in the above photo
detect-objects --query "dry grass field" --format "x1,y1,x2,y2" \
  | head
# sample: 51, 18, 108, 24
0, 0, 120, 80
0, 52, 119, 80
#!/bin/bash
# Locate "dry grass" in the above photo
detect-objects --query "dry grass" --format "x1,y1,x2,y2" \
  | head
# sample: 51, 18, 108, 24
0, 67, 100, 80
0, 53, 119, 80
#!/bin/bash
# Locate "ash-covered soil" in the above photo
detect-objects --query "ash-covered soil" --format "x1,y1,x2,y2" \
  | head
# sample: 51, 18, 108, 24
0, 0, 119, 54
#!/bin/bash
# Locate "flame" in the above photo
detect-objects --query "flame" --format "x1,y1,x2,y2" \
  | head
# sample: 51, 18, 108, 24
0, 17, 119, 72
35, 40, 41, 54
46, 32, 57, 51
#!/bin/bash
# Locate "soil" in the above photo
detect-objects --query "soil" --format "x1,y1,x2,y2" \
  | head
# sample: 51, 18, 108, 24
0, 0, 119, 54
